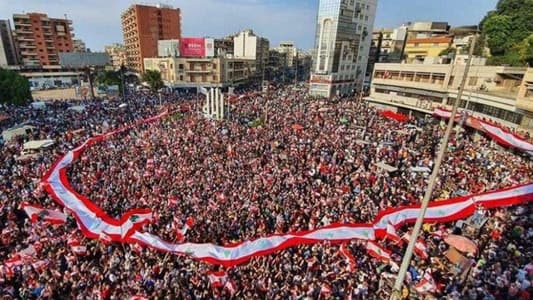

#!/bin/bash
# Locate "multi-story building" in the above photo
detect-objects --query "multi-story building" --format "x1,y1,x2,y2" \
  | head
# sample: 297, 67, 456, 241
407, 21, 450, 39
233, 29, 269, 77
121, 4, 181, 72
12, 13, 75, 66
276, 41, 298, 67
214, 36, 234, 57
516, 68, 533, 128
143, 56, 255, 88
104, 43, 126, 70
72, 39, 86, 52
404, 36, 453, 63
310, 0, 378, 98
0, 20, 18, 66
365, 61, 533, 132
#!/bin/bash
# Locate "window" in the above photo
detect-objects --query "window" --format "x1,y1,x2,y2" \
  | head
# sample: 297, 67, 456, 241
468, 77, 478, 86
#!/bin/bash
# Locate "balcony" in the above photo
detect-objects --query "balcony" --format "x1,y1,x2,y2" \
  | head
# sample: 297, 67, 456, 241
20, 51, 37, 56
17, 36, 35, 41
186, 69, 211, 74
19, 43, 36, 49
15, 29, 33, 34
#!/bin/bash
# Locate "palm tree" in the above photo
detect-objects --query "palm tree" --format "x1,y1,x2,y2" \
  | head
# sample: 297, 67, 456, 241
141, 70, 164, 91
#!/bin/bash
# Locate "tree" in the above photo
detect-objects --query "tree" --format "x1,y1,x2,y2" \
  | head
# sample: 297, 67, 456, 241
483, 14, 512, 56
0, 68, 32, 106
517, 34, 533, 67
95, 70, 123, 95
141, 70, 164, 91
480, 0, 533, 65
438, 47, 456, 57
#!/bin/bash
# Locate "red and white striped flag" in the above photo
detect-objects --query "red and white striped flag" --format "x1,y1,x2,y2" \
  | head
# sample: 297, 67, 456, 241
366, 241, 392, 263
385, 223, 403, 245
207, 270, 227, 288
176, 216, 195, 242
31, 259, 48, 272
168, 195, 178, 207
224, 279, 237, 296
21, 202, 66, 224
320, 283, 332, 295
339, 243, 357, 271
120, 210, 153, 239
71, 245, 87, 256
99, 232, 113, 244
402, 232, 429, 260
414, 269, 437, 294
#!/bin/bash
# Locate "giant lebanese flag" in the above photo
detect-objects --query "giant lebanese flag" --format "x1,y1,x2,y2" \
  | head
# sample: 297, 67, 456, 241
40, 109, 533, 267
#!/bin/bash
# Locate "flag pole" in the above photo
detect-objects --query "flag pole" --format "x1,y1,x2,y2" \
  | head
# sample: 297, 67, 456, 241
390, 35, 477, 300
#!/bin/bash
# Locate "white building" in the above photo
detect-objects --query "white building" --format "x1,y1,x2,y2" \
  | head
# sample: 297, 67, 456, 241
233, 29, 269, 76
310, 0, 377, 97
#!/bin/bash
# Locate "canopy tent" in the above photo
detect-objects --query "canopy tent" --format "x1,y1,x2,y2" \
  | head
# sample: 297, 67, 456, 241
379, 110, 410, 122
23, 139, 55, 151
410, 166, 431, 173
444, 235, 478, 255
2, 125, 36, 141
374, 162, 398, 173
68, 105, 86, 112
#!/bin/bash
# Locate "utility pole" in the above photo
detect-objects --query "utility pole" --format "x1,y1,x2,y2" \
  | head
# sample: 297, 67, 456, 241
390, 35, 477, 300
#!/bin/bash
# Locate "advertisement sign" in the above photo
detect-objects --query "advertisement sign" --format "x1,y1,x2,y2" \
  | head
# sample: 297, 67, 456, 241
204, 38, 215, 58
180, 37, 206, 58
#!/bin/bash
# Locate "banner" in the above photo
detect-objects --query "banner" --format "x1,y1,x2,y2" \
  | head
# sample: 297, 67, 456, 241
433, 108, 533, 155
41, 109, 533, 267
180, 37, 206, 58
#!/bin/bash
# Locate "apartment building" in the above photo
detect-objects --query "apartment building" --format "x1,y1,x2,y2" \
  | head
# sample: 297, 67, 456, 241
310, 0, 378, 97
0, 20, 18, 66
366, 61, 533, 131
121, 4, 181, 72
143, 56, 255, 88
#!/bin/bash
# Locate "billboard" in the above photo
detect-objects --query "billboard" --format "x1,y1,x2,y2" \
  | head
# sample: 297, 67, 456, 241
204, 38, 214, 58
180, 37, 206, 58
59, 52, 110, 67
158, 40, 180, 58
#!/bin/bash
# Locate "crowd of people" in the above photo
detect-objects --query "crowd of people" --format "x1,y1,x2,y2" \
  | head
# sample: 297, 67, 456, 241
0, 85, 531, 299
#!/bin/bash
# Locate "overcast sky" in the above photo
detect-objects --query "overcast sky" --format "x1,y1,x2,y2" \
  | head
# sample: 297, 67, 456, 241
0, 0, 498, 51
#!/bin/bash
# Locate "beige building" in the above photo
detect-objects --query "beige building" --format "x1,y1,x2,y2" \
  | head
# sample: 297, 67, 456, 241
104, 43, 126, 70
366, 62, 533, 132
516, 68, 533, 128
143, 56, 255, 88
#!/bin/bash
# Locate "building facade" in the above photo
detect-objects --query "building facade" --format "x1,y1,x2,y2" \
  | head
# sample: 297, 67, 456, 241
404, 37, 453, 63
366, 62, 533, 132
72, 39, 86, 52
277, 41, 298, 67
12, 13, 75, 66
104, 43, 126, 70
310, 0, 377, 98
233, 30, 269, 77
0, 20, 18, 66
121, 4, 181, 72
214, 36, 234, 57
143, 56, 255, 88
